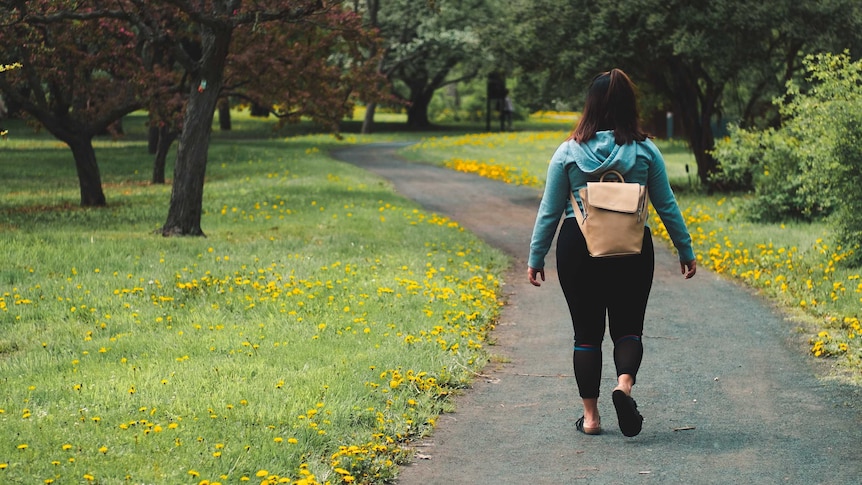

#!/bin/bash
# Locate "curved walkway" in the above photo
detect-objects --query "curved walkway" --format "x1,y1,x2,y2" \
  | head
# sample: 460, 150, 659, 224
331, 143, 861, 485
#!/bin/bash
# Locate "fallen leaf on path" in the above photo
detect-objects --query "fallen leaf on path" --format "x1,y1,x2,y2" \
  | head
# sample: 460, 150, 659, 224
415, 453, 432, 460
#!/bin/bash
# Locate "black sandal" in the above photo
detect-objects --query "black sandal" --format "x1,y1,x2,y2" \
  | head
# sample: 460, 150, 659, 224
575, 415, 602, 435
612, 389, 643, 437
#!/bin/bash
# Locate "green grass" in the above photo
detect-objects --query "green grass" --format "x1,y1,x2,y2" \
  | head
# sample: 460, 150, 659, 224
0, 120, 508, 483
2, 110, 859, 484
397, 123, 862, 382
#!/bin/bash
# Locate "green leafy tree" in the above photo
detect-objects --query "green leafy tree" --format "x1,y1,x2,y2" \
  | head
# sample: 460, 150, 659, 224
355, 0, 493, 129
506, 0, 862, 188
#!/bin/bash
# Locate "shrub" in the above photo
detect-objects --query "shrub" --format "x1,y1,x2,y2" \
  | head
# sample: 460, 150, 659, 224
713, 51, 862, 263
831, 116, 862, 262
713, 125, 833, 222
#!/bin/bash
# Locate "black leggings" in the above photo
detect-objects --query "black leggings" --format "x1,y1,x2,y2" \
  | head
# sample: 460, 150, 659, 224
555, 218, 655, 399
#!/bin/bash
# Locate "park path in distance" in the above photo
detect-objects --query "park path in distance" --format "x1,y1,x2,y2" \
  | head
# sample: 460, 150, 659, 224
331, 143, 861, 485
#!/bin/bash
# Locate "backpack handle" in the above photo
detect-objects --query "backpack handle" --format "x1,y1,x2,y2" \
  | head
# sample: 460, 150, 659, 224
599, 170, 625, 183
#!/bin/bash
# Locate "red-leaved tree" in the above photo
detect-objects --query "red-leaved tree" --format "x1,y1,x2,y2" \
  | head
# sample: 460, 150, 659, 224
0, 1, 151, 206
119, 0, 386, 236
2, 0, 386, 228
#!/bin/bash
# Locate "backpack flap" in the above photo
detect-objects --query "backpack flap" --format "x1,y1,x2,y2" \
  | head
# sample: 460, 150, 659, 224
585, 182, 643, 214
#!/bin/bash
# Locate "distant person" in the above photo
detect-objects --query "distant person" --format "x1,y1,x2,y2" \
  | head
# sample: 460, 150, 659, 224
527, 69, 697, 437
501, 89, 514, 131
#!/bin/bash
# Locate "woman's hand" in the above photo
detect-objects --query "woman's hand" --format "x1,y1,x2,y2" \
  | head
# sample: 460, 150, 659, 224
680, 259, 697, 279
528, 267, 545, 287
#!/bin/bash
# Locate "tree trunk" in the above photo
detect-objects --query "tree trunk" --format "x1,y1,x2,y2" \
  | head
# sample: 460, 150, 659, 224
668, 61, 719, 187
160, 24, 232, 236
361, 1, 381, 135
218, 98, 231, 131
152, 125, 178, 184
68, 138, 107, 207
147, 125, 159, 154
406, 86, 433, 129
361, 102, 377, 134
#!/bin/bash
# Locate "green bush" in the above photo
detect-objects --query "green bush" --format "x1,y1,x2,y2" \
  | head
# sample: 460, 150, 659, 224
712, 126, 832, 221
832, 116, 862, 261
713, 51, 862, 263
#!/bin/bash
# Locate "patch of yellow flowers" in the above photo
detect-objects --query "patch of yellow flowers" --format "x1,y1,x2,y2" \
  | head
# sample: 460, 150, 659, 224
443, 158, 539, 187
0, 62, 22, 72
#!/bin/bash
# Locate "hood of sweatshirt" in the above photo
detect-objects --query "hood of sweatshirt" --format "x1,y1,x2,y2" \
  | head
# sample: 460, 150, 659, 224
569, 130, 637, 175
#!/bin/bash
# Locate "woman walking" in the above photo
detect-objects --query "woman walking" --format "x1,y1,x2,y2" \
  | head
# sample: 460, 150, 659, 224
527, 69, 697, 437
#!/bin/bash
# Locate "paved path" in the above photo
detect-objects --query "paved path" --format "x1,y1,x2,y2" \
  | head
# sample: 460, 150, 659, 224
331, 143, 861, 485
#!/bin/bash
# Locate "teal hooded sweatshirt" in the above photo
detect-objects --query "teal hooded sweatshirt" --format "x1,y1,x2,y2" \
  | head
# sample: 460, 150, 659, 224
528, 131, 695, 269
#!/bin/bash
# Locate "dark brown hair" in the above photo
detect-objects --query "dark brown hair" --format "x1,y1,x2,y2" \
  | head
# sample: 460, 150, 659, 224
569, 68, 647, 145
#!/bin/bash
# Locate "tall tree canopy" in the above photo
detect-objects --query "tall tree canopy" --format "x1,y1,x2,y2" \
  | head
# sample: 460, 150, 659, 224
506, 0, 862, 187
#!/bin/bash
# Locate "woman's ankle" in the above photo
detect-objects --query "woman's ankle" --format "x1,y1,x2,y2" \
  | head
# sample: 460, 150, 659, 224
582, 398, 600, 426
614, 375, 635, 395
